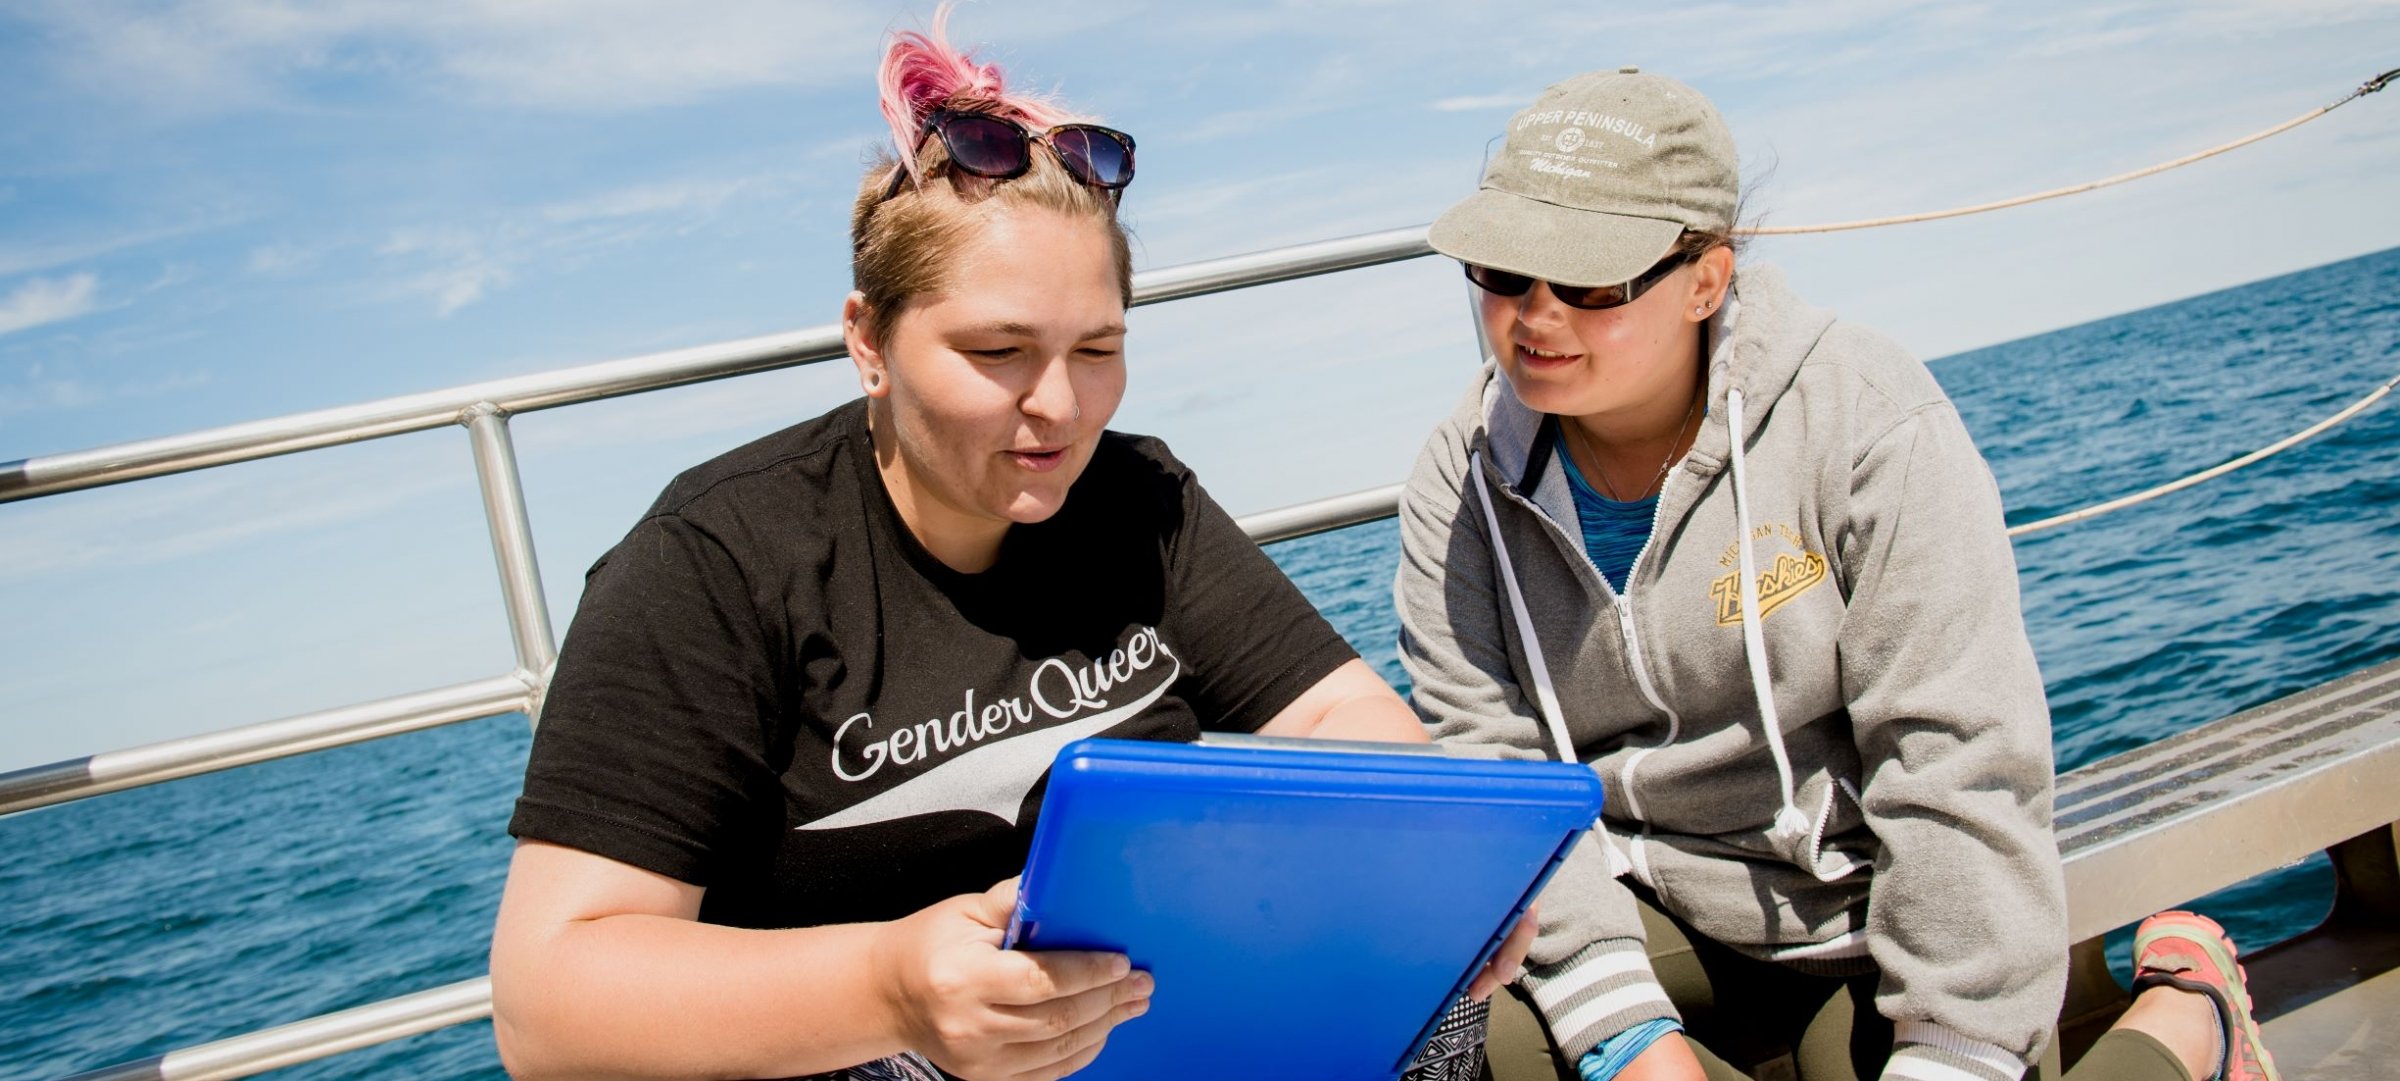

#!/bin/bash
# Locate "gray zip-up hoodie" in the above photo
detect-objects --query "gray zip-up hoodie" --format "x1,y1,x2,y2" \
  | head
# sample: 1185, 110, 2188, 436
1396, 264, 2066, 1081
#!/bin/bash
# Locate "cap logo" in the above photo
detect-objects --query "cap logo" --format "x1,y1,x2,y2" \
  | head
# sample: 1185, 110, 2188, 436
1555, 127, 1586, 153
1514, 109, 1657, 150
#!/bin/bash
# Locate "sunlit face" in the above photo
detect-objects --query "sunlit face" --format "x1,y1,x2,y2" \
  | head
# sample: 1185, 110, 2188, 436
1481, 254, 1724, 424
847, 203, 1127, 555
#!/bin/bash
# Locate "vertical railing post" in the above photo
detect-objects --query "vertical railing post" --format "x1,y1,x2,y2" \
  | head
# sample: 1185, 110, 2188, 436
2329, 822, 2400, 926
462, 402, 557, 728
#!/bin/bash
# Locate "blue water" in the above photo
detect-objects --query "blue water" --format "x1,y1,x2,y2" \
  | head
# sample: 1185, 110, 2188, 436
6, 247, 2398, 1078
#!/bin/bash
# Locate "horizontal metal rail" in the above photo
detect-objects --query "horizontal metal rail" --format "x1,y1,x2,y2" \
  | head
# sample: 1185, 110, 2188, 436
1237, 483, 1406, 544
0, 228, 1436, 506
0, 672, 533, 816
55, 979, 491, 1081
0, 480, 1408, 817
1128, 225, 1430, 306
2055, 656, 2400, 942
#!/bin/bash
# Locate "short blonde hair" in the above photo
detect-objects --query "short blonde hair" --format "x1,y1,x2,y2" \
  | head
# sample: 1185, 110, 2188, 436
847, 11, 1132, 346
849, 139, 1132, 347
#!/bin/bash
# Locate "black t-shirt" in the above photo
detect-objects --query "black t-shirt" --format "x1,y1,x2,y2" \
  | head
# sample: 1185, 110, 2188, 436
509, 398, 1357, 930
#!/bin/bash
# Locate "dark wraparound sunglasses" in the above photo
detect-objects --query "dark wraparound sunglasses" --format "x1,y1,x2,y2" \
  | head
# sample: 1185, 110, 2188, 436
882, 108, 1136, 200
1463, 249, 1693, 311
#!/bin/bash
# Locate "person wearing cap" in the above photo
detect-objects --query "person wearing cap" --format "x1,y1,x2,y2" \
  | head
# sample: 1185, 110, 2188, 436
1397, 69, 2274, 1081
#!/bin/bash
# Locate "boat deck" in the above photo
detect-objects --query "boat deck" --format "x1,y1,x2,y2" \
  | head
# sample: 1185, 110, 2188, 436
2255, 919, 2400, 1078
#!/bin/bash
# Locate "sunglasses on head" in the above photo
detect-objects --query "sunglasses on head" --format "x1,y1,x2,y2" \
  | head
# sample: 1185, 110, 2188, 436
882, 108, 1137, 200
1463, 248, 1693, 311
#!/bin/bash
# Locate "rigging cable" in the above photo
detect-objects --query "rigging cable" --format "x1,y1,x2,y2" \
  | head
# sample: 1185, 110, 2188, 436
1741, 66, 2398, 236
1711, 65, 2400, 536
2006, 369, 2400, 538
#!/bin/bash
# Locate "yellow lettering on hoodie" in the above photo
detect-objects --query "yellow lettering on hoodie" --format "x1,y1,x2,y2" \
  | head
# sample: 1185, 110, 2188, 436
1710, 551, 1829, 626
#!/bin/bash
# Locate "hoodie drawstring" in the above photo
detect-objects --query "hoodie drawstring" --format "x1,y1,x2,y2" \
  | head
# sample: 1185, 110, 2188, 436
1469, 450, 1577, 765
1725, 387, 1814, 849
1471, 450, 1635, 878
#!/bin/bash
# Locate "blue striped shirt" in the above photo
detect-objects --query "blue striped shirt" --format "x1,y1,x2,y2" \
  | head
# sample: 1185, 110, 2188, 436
1558, 452, 1657, 594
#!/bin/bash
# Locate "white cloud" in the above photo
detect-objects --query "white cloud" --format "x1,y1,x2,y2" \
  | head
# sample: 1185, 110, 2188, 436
1431, 94, 1526, 113
1128, 157, 1474, 267
0, 273, 102, 337
423, 261, 510, 318
376, 224, 537, 316
0, 221, 225, 279
246, 241, 320, 274
2009, 0, 2400, 58
354, 152, 807, 313
0, 441, 458, 585
541, 175, 774, 225
0, 365, 210, 420
354, 162, 812, 315
144, 263, 198, 293
15, 0, 895, 112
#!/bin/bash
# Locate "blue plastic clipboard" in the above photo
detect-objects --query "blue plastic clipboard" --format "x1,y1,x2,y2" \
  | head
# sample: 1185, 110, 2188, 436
1006, 737, 1605, 1081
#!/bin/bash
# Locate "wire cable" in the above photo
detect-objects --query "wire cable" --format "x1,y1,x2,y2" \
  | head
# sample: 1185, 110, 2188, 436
2007, 368, 2400, 537
1742, 67, 2397, 236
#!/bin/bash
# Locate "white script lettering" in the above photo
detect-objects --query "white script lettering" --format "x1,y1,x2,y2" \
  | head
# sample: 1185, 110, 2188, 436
830, 626, 1180, 782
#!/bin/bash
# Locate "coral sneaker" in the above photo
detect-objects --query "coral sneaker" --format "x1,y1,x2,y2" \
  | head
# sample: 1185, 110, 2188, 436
2131, 911, 2281, 1081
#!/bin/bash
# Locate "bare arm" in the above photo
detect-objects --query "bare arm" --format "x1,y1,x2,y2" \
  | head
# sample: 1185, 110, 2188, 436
1253, 658, 1430, 743
489, 841, 1150, 1081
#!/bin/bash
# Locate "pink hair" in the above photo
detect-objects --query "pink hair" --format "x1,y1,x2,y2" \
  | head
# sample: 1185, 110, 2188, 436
877, 4, 1090, 186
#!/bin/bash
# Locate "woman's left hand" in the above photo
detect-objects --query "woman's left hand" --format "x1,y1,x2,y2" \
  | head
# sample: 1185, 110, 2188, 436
1467, 900, 1538, 1002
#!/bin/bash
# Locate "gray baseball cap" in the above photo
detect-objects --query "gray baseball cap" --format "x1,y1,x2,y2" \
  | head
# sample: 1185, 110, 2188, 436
1429, 67, 1737, 288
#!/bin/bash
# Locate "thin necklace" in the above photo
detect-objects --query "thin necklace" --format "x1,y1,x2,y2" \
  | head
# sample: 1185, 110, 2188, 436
1567, 388, 1700, 502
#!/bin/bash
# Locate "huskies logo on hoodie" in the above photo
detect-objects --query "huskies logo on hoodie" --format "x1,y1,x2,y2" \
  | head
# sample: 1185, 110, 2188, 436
1709, 522, 1827, 625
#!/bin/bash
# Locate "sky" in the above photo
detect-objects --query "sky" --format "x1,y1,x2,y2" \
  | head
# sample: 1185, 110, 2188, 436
2, 0, 2398, 769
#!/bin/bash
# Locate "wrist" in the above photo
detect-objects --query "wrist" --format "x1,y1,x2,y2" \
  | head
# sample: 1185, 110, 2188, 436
860, 916, 922, 1050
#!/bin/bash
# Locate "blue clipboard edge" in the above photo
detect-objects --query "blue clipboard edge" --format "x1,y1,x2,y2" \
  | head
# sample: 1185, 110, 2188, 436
1005, 737, 1604, 1079
1393, 821, 1582, 1074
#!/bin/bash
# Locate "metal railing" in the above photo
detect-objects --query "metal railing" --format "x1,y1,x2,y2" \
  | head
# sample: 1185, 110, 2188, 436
0, 226, 1431, 507
55, 980, 494, 1081
0, 225, 1435, 818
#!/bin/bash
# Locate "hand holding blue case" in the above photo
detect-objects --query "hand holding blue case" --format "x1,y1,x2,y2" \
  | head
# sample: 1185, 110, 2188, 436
1006, 738, 1605, 1081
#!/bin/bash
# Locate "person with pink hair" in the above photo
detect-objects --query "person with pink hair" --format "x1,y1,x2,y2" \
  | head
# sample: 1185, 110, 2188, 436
483, 12, 1527, 1081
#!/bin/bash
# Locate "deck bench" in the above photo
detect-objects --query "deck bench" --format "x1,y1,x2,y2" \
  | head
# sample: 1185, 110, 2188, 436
2053, 656, 2400, 1075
